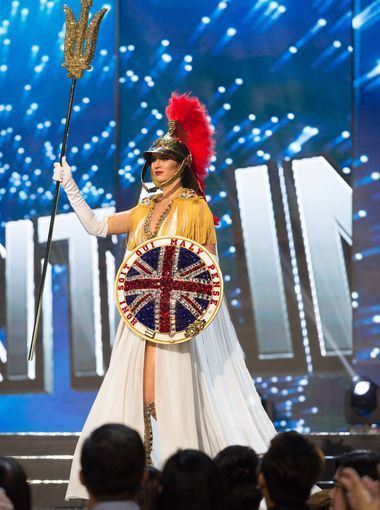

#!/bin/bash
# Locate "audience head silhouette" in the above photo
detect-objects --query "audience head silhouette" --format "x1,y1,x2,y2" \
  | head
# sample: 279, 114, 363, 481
214, 445, 261, 510
160, 449, 227, 510
80, 424, 145, 503
258, 431, 325, 508
137, 466, 162, 510
0, 457, 31, 510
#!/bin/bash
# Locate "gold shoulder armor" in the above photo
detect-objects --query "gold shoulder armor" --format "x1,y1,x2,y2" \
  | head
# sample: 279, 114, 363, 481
179, 188, 196, 199
140, 197, 152, 205
140, 192, 162, 206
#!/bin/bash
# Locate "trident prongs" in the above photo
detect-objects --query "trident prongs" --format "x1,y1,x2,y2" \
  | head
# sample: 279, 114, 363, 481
62, 0, 107, 79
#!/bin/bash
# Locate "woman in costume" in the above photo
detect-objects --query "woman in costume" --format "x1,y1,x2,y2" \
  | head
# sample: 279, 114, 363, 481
54, 93, 277, 500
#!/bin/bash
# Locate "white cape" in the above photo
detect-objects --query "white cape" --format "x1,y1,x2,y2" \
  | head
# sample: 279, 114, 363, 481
66, 297, 276, 500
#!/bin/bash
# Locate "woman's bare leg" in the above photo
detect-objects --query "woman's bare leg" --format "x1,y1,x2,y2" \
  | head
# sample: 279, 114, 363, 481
143, 342, 156, 405
143, 342, 156, 465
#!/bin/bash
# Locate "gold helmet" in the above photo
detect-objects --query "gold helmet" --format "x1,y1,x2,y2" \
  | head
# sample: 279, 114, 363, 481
141, 93, 214, 195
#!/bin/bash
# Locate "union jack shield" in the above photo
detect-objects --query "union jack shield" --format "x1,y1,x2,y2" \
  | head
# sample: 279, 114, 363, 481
115, 236, 223, 344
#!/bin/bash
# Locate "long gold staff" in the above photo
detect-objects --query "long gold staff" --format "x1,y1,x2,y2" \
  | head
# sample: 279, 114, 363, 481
28, 0, 107, 361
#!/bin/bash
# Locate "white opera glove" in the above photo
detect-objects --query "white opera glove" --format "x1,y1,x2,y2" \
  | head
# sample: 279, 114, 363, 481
53, 156, 108, 237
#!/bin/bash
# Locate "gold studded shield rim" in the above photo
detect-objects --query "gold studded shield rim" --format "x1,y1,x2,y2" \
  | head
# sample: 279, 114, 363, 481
114, 235, 224, 345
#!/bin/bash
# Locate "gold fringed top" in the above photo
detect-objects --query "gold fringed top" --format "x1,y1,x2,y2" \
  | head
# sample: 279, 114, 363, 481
127, 190, 216, 251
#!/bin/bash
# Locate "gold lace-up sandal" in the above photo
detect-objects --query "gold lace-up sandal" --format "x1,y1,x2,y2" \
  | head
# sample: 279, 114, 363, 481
143, 401, 156, 466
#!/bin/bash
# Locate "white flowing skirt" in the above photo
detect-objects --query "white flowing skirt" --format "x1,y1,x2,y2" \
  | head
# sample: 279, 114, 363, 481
66, 298, 277, 500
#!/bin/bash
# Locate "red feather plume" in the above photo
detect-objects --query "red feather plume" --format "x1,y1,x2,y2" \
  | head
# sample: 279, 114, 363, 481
165, 92, 214, 193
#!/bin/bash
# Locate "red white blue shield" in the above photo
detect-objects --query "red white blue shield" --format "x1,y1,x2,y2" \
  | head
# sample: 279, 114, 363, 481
115, 236, 223, 344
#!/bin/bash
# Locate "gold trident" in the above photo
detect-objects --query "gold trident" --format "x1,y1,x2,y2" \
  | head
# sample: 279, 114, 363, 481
62, 0, 107, 79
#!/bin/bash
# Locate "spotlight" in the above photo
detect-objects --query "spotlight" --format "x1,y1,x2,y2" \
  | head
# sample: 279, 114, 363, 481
161, 53, 172, 63
345, 376, 380, 425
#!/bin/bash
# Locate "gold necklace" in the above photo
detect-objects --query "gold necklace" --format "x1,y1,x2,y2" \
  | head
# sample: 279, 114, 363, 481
143, 194, 173, 240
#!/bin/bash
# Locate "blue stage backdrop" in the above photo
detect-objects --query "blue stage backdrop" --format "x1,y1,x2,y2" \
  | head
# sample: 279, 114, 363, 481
352, 0, 380, 388
0, 0, 378, 433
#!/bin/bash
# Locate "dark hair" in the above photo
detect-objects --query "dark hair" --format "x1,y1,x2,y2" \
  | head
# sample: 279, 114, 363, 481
214, 445, 262, 510
307, 489, 332, 510
80, 423, 145, 499
260, 431, 325, 506
334, 450, 380, 480
160, 449, 227, 510
0, 457, 31, 510
137, 467, 162, 510
180, 165, 201, 194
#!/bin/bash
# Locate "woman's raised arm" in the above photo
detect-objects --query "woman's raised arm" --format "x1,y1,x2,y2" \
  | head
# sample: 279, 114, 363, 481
53, 157, 132, 237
